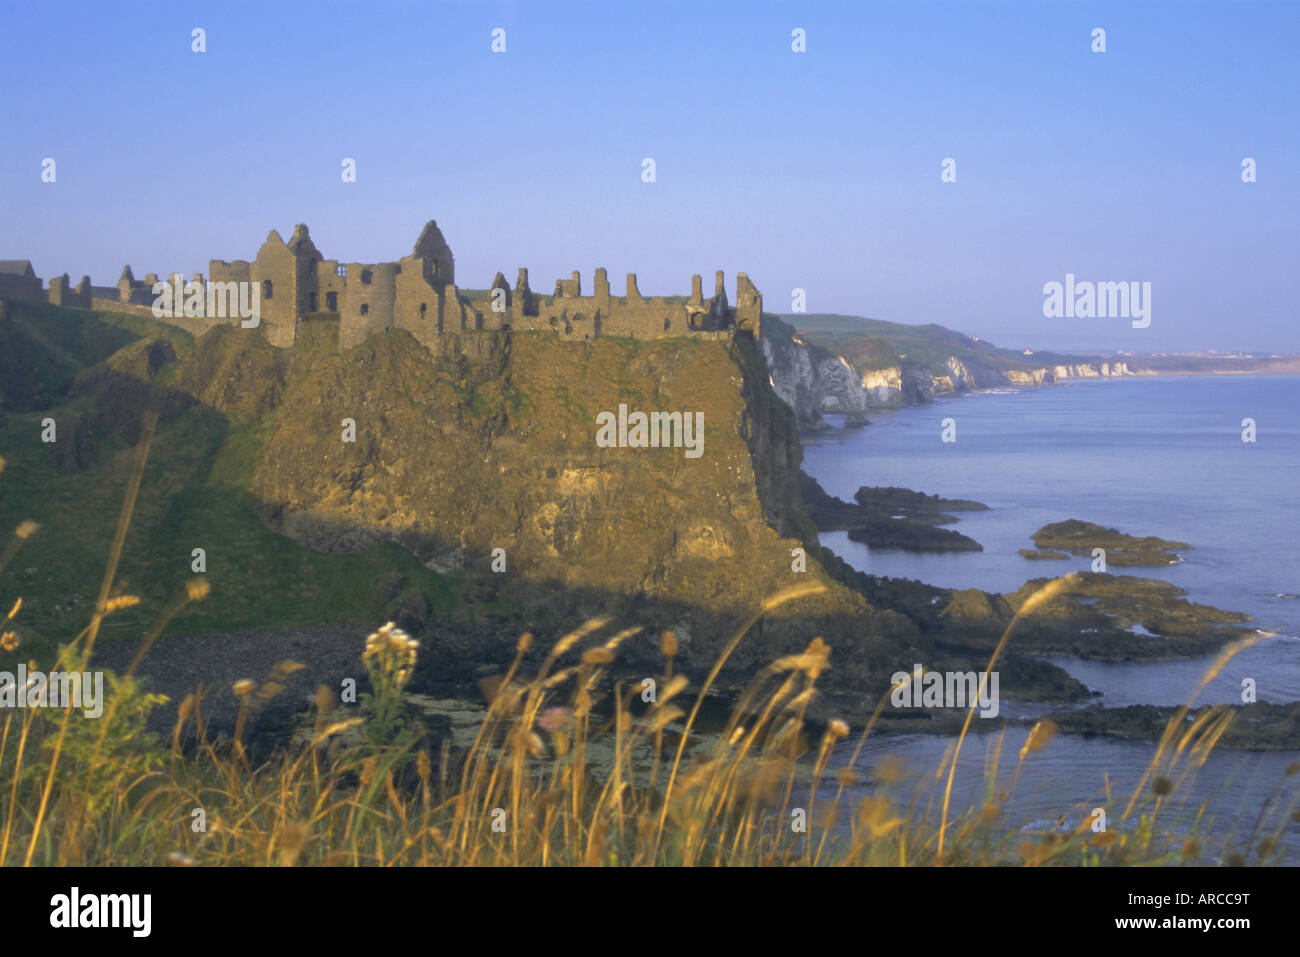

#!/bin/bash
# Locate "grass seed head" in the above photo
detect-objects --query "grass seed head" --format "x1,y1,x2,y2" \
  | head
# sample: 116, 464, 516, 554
105, 594, 140, 613
582, 647, 614, 665
1019, 719, 1058, 761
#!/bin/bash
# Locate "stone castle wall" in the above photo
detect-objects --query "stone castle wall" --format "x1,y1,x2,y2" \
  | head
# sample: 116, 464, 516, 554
11, 220, 763, 351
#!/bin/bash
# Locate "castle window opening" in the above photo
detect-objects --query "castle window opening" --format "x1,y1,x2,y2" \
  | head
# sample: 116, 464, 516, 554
419, 302, 427, 319
263, 279, 273, 299
361, 269, 373, 285
360, 304, 369, 316
326, 291, 337, 311
308, 292, 317, 311
336, 264, 346, 278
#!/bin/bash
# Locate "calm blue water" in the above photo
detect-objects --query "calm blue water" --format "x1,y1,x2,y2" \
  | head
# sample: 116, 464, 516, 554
800, 375, 1300, 858
806, 730, 1300, 863
804, 375, 1300, 707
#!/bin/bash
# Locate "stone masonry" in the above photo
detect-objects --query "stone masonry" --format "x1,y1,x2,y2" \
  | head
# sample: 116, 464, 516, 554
12, 220, 764, 350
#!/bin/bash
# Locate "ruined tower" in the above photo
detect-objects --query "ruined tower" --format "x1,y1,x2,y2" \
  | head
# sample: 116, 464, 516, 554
411, 220, 455, 287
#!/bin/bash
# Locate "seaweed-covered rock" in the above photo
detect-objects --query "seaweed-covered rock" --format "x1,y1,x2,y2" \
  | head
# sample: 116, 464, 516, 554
848, 516, 982, 552
1032, 519, 1190, 566
1019, 548, 1069, 561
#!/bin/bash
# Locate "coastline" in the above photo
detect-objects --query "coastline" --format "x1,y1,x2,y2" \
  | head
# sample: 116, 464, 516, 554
858, 366, 1300, 416
799, 373, 1300, 751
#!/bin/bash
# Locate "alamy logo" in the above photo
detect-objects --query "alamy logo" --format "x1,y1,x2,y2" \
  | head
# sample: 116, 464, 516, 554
1042, 273, 1151, 329
153, 277, 260, 327
50, 887, 151, 937
595, 404, 704, 459
890, 665, 999, 718
0, 665, 104, 718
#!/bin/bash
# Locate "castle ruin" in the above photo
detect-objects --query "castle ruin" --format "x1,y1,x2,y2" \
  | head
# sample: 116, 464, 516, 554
6, 221, 764, 350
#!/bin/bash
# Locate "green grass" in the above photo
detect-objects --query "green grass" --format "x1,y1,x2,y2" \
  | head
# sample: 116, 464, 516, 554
0, 304, 467, 668
6, 298, 193, 362
0, 407, 460, 665
784, 312, 1096, 375
1, 299, 200, 422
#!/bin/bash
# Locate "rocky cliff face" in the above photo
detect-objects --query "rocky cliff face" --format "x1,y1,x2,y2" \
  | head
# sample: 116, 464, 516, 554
862, 356, 1130, 407
165, 324, 911, 690
1051, 361, 1130, 379
811, 348, 869, 420
760, 324, 821, 429
1004, 367, 1053, 385
931, 355, 1011, 395
759, 317, 868, 427
859, 366, 903, 406
860, 360, 935, 407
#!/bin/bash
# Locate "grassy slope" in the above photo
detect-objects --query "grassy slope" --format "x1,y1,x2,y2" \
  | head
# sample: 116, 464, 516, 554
783, 312, 1095, 375
0, 300, 459, 665
0, 301, 192, 411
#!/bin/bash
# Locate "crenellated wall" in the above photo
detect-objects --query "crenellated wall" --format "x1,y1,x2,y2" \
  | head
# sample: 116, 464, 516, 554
48, 273, 93, 308
464, 263, 744, 342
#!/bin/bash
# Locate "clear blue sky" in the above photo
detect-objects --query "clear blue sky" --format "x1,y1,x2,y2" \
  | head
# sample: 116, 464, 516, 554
2, 0, 1296, 353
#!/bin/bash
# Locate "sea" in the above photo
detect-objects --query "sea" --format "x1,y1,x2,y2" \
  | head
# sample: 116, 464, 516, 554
799, 374, 1300, 859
